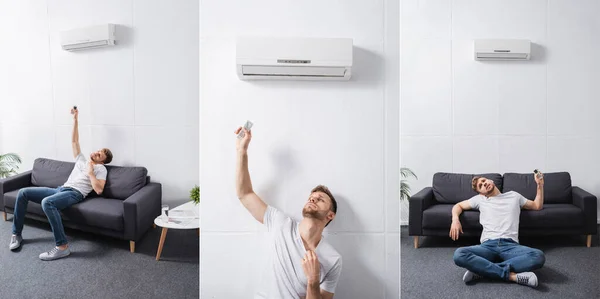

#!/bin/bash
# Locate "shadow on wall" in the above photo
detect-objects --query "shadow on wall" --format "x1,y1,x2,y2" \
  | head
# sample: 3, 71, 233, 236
115, 25, 133, 48
325, 193, 364, 232
256, 146, 296, 204
326, 195, 379, 298
241, 46, 384, 90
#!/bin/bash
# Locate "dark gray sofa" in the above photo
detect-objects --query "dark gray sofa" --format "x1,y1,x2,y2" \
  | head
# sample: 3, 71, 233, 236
409, 172, 598, 248
0, 158, 162, 252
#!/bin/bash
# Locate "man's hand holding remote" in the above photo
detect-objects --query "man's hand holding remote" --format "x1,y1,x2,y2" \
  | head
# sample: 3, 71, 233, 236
534, 170, 544, 187
235, 127, 251, 153
71, 107, 78, 120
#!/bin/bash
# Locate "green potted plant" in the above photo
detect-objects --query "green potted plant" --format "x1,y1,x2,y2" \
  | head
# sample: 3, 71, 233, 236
400, 167, 417, 201
0, 153, 22, 179
190, 185, 200, 205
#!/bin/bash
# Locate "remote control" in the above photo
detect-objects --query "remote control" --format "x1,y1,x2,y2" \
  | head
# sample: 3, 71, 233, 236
533, 169, 543, 179
237, 120, 253, 139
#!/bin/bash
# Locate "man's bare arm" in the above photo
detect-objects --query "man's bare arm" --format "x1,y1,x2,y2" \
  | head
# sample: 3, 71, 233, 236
71, 108, 81, 158
306, 284, 334, 299
235, 127, 267, 223
450, 200, 472, 240
87, 163, 105, 195
452, 200, 471, 221
320, 290, 334, 299
523, 173, 544, 210
306, 289, 333, 299
303, 250, 334, 299
90, 177, 106, 195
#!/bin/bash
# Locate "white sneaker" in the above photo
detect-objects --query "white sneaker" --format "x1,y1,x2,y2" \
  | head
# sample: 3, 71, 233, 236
515, 272, 538, 288
39, 246, 71, 261
9, 235, 22, 250
462, 270, 482, 283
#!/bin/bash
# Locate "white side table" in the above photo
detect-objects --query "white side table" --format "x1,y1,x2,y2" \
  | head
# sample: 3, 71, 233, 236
153, 201, 200, 261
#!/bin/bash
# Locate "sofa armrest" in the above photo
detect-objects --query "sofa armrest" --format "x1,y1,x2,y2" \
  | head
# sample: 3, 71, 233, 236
572, 186, 598, 235
123, 183, 162, 241
0, 170, 32, 211
408, 187, 436, 236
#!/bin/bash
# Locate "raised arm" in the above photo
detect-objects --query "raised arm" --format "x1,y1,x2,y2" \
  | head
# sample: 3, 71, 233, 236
235, 127, 267, 223
523, 172, 544, 210
450, 200, 472, 240
71, 107, 81, 158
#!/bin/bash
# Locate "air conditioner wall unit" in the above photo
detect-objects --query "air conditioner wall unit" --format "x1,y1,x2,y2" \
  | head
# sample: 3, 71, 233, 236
236, 37, 353, 81
60, 24, 116, 51
474, 39, 531, 61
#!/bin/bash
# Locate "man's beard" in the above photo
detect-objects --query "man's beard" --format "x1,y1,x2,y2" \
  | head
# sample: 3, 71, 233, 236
483, 186, 494, 197
302, 207, 327, 221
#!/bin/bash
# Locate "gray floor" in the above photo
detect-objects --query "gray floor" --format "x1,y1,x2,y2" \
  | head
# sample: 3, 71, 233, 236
401, 226, 600, 299
1, 214, 199, 299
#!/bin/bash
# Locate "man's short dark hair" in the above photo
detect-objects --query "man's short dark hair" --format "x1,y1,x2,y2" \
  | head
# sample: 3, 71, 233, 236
311, 185, 337, 227
471, 176, 482, 192
103, 148, 113, 164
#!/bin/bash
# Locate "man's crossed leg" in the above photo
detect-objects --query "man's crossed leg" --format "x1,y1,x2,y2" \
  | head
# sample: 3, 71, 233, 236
453, 238, 545, 287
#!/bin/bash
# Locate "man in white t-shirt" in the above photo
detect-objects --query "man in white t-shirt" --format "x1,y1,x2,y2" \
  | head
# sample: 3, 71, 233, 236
9, 108, 113, 261
234, 126, 342, 299
450, 173, 546, 287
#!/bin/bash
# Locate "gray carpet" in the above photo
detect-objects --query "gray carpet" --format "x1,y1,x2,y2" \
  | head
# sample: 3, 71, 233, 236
1, 214, 199, 299
401, 226, 600, 299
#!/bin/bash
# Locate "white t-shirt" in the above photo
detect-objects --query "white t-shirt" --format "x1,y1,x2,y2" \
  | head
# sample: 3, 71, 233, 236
255, 206, 342, 299
63, 153, 107, 198
468, 191, 528, 244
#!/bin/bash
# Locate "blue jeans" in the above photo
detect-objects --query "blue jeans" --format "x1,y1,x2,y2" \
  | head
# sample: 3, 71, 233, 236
453, 238, 545, 281
12, 186, 84, 246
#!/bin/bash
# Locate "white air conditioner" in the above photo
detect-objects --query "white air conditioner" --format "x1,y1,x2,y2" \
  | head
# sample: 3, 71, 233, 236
60, 24, 116, 51
474, 39, 531, 61
236, 37, 353, 81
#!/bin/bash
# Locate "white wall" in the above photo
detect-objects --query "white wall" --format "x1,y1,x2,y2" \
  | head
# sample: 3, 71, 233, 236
400, 0, 600, 224
0, 0, 199, 205
200, 0, 399, 298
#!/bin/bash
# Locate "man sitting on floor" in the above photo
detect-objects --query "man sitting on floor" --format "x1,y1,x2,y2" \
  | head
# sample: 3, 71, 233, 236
450, 172, 546, 287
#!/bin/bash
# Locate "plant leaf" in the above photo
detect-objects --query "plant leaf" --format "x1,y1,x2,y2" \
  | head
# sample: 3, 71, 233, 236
0, 153, 22, 179
400, 167, 417, 200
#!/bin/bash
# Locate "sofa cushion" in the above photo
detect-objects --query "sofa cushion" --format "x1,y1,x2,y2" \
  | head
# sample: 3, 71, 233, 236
432, 173, 503, 204
3, 189, 123, 231
520, 204, 583, 228
31, 158, 74, 188
3, 189, 45, 217
102, 166, 148, 200
422, 202, 583, 230
503, 172, 572, 204
422, 204, 482, 229
62, 197, 124, 231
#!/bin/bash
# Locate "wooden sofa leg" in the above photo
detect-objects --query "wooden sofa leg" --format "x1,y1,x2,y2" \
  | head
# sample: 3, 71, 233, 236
414, 236, 419, 248
2, 211, 6, 221
130, 241, 135, 253
586, 235, 592, 248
